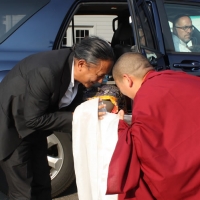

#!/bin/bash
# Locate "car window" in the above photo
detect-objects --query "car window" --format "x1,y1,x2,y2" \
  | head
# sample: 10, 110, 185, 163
59, 2, 135, 61
0, 0, 50, 43
62, 15, 117, 47
164, 3, 200, 53
134, 1, 158, 61
137, 5, 156, 49
60, 2, 130, 49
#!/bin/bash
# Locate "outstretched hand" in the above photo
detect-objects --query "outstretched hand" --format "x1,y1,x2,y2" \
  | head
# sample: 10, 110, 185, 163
98, 99, 107, 120
118, 109, 125, 120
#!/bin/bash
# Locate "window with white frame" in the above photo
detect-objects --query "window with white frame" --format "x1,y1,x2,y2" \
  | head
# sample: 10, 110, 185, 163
75, 29, 89, 43
62, 25, 94, 47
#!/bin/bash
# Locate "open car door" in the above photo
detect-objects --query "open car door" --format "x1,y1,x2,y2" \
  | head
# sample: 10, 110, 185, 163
128, 0, 168, 71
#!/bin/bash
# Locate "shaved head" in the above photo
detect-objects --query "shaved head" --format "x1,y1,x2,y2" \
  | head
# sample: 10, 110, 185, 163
112, 52, 154, 81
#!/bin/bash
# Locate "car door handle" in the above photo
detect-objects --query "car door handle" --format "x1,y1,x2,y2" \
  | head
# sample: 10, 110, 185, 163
173, 61, 200, 69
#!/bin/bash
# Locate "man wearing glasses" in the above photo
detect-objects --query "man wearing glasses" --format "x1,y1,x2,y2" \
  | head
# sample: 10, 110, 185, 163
172, 14, 194, 52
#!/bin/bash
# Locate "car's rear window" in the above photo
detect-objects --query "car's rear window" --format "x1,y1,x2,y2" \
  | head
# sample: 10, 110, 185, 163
0, 0, 50, 43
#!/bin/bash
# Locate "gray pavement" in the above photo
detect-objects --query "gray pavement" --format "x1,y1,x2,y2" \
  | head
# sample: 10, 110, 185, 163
53, 193, 78, 200
0, 180, 79, 200
0, 191, 78, 200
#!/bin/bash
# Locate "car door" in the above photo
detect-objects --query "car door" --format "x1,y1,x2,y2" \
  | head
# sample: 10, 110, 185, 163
156, 0, 200, 76
128, 0, 169, 71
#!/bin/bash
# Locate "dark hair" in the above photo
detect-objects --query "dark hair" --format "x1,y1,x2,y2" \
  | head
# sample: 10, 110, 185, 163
172, 14, 191, 27
73, 36, 115, 65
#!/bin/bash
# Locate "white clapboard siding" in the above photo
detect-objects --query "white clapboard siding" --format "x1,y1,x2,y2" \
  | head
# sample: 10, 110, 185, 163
66, 15, 117, 45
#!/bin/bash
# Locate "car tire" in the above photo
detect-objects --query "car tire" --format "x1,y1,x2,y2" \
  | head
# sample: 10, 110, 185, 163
47, 132, 75, 198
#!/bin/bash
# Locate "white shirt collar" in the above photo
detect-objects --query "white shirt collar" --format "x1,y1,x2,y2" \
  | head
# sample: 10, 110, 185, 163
70, 60, 75, 87
172, 34, 191, 52
173, 34, 187, 47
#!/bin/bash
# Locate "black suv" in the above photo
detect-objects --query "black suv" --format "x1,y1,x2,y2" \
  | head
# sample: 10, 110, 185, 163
0, 0, 200, 198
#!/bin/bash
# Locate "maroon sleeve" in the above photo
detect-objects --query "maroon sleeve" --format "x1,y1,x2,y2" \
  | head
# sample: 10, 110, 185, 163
106, 120, 140, 196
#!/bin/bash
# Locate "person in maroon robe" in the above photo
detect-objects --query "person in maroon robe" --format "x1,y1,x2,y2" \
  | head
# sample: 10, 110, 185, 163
106, 52, 200, 200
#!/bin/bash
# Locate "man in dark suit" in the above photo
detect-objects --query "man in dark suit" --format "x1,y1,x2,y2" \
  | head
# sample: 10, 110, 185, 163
0, 36, 115, 200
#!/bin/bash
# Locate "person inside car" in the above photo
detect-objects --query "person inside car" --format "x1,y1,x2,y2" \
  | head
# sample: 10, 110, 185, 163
138, 27, 157, 60
107, 52, 200, 200
0, 36, 114, 200
172, 14, 194, 52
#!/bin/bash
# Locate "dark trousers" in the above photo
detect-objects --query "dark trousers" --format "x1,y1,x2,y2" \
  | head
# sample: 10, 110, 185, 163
0, 132, 51, 200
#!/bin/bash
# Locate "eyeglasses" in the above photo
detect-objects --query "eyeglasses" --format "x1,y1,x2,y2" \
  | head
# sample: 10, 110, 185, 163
175, 25, 194, 31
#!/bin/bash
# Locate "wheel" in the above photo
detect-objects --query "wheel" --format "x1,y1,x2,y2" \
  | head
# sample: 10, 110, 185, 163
47, 132, 75, 198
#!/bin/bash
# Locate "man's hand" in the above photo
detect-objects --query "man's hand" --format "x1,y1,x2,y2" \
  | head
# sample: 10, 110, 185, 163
118, 109, 125, 120
98, 99, 107, 120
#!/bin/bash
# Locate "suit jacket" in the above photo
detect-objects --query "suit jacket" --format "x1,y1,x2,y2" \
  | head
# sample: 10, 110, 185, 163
107, 70, 200, 199
0, 48, 83, 160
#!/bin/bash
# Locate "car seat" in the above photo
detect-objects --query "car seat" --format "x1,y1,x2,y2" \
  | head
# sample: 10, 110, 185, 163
111, 16, 134, 59
189, 27, 200, 52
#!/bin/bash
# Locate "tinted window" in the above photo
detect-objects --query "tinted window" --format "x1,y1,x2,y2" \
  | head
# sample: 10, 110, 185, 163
165, 3, 200, 53
0, 0, 50, 43
135, 2, 158, 61
137, 4, 156, 49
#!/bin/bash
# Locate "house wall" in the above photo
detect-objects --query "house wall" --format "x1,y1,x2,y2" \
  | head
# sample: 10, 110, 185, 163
65, 15, 117, 46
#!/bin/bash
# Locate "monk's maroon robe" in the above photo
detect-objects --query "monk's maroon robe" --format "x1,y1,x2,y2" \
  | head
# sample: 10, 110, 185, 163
107, 70, 200, 200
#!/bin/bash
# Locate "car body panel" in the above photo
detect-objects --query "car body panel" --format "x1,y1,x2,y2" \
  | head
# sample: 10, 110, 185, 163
0, 0, 75, 80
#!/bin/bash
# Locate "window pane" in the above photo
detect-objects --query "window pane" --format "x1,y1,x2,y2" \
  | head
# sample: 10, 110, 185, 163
62, 37, 67, 46
85, 30, 89, 37
0, 0, 50, 43
75, 29, 90, 43
81, 30, 84, 37
137, 5, 156, 49
164, 3, 200, 52
61, 2, 127, 47
76, 30, 79, 37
